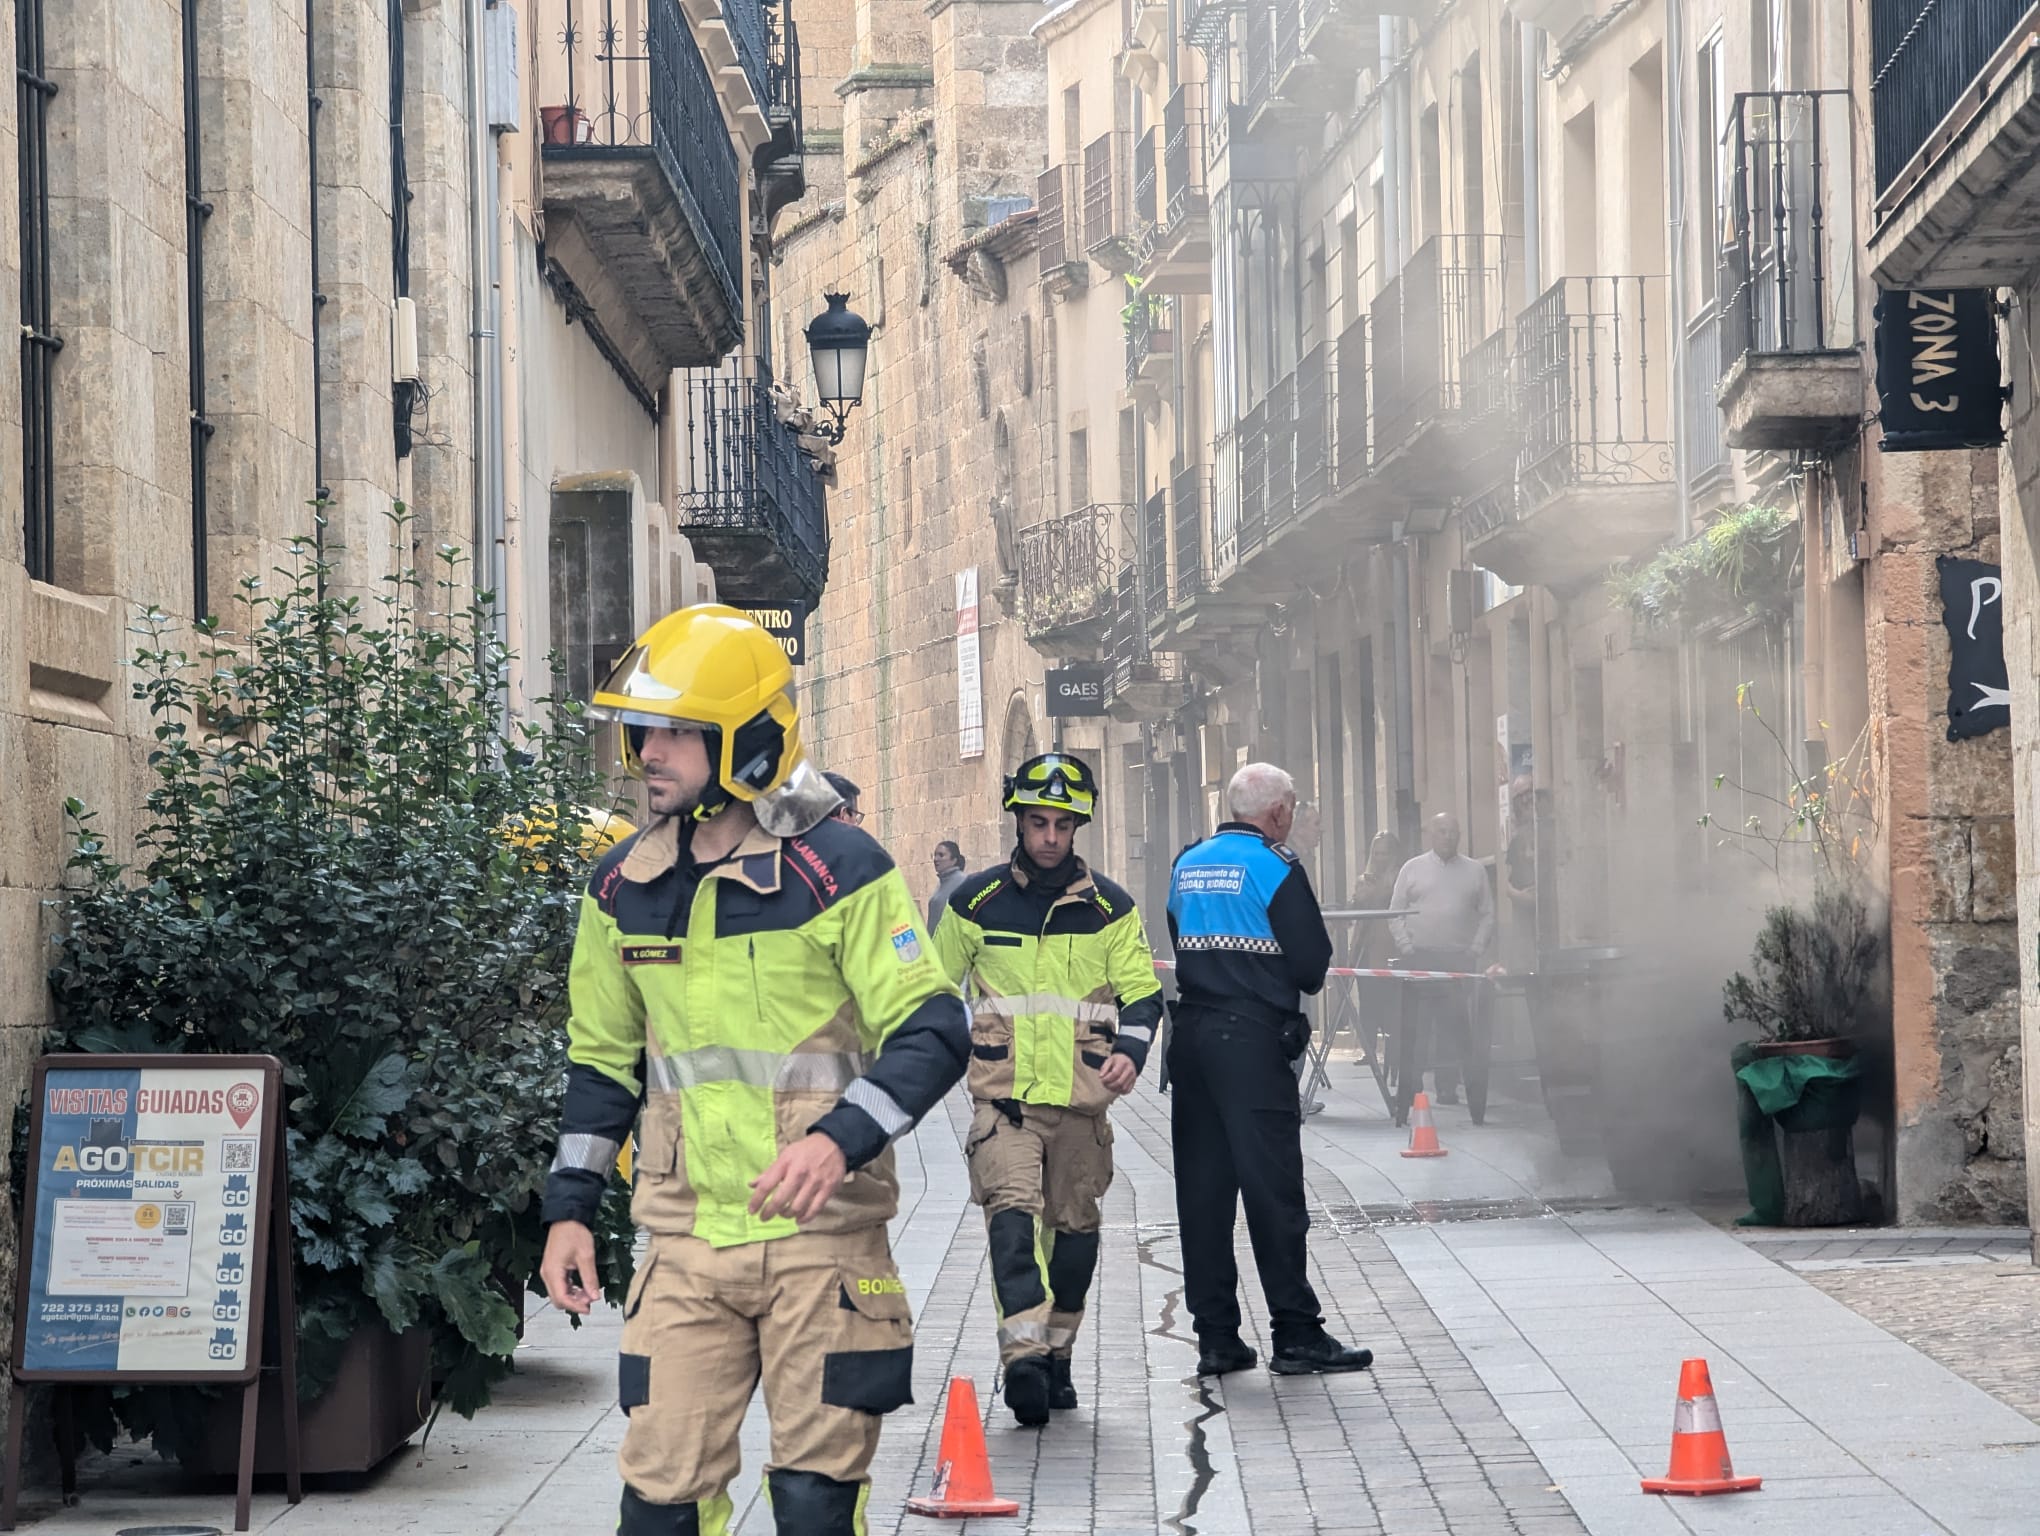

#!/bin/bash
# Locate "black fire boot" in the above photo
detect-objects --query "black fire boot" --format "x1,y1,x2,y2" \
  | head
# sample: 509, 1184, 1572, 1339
1195, 1332, 1258, 1377
1048, 1354, 1078, 1411
1270, 1331, 1374, 1375
1003, 1353, 1052, 1427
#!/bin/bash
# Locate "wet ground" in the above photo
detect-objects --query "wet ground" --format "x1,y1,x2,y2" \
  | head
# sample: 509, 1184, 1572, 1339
19, 1053, 2040, 1534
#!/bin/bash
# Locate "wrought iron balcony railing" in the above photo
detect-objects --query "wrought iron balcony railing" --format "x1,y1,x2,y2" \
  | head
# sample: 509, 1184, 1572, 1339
1262, 372, 1297, 539
723, 0, 771, 117
1183, 0, 1245, 48
1370, 234, 1515, 454
1037, 163, 1072, 273
1238, 402, 1269, 554
1172, 460, 1209, 602
1134, 127, 1159, 227
1140, 486, 1169, 621
1294, 342, 1331, 512
1871, 0, 2032, 195
1516, 275, 1673, 503
1242, 3, 1276, 121
678, 359, 828, 600
1684, 303, 1728, 488
1720, 90, 1855, 362
1334, 314, 1369, 486
1126, 294, 1174, 383
1018, 504, 1124, 637
1162, 87, 1209, 232
764, 2, 802, 132
1084, 130, 1131, 253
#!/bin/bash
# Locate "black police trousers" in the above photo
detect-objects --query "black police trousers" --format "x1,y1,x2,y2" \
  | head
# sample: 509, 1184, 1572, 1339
1167, 1001, 1325, 1348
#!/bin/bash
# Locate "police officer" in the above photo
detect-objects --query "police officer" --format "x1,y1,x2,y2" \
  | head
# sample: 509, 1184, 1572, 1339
539, 605, 970, 1536
1165, 762, 1373, 1378
933, 753, 1163, 1426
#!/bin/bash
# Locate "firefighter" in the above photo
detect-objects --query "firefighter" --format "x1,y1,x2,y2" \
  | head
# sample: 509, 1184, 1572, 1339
932, 752, 1164, 1426
538, 605, 969, 1536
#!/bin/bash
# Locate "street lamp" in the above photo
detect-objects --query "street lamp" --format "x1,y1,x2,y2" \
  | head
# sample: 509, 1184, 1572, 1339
805, 292, 870, 444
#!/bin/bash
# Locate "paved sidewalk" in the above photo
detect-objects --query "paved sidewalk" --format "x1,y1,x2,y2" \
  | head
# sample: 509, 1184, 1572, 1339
17, 1055, 2040, 1534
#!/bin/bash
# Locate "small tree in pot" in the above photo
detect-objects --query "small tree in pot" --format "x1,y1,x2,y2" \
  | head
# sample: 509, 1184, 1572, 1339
34, 514, 639, 1468
1705, 684, 1884, 1225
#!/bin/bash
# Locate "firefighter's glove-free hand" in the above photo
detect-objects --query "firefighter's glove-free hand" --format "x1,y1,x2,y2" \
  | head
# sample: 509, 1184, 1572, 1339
749, 1132, 850, 1224
541, 1219, 599, 1316
1099, 1054, 1139, 1097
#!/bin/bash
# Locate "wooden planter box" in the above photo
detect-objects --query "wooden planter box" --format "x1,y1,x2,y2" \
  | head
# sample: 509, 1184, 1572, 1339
185, 1323, 431, 1477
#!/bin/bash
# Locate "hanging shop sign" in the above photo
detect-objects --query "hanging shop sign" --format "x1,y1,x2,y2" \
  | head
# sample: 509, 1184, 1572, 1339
734, 602, 808, 665
1046, 664, 1109, 717
1938, 557, 2010, 740
1874, 289, 2007, 453
3, 1055, 302, 1531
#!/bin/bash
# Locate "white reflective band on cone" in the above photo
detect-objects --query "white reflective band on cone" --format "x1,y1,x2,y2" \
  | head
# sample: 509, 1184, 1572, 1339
1672, 1395, 1725, 1436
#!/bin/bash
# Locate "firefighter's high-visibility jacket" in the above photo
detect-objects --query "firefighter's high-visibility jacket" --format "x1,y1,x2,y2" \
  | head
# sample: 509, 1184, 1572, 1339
933, 860, 1164, 1114
542, 814, 971, 1246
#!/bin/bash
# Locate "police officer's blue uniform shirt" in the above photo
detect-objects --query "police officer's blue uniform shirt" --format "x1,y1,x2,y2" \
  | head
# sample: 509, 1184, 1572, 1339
1167, 823, 1334, 1019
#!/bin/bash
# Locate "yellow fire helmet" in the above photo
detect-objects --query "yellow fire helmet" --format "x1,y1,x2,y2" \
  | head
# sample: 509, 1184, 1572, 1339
589, 604, 812, 824
1003, 751, 1099, 823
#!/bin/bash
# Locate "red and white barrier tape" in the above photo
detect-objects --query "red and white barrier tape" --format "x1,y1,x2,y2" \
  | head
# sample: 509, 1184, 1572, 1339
1153, 959, 1494, 982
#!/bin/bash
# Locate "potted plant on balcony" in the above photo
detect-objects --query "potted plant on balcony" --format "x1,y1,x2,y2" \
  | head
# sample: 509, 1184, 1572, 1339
540, 103, 591, 144
1606, 503, 1799, 634
1705, 683, 1882, 1227
35, 510, 639, 1474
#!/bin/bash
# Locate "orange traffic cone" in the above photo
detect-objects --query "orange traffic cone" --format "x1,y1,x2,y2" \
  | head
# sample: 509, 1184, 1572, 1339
905, 1377, 1021, 1518
1400, 1092, 1448, 1158
1640, 1358, 1762, 1495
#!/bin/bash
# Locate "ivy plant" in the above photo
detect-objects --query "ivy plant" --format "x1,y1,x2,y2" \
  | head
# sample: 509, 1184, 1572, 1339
1606, 503, 1800, 632
36, 511, 638, 1460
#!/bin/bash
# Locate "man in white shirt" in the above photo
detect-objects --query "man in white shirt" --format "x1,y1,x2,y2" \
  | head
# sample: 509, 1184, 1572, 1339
1388, 814, 1495, 1126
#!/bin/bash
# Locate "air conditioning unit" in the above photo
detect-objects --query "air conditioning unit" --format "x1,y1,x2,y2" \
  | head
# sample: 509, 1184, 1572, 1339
1509, 0, 1596, 41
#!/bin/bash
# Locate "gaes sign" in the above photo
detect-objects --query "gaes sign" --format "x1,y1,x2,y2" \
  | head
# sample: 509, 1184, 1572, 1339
1046, 664, 1108, 717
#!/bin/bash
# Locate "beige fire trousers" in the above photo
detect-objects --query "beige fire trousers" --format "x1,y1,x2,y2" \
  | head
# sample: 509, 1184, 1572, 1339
616, 1226, 914, 1531
964, 1100, 1114, 1365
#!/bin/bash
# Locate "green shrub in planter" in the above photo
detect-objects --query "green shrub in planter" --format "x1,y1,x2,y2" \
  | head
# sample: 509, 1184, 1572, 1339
34, 517, 638, 1461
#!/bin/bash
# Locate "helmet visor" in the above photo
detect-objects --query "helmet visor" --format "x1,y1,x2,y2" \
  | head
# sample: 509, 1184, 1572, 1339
588, 642, 715, 730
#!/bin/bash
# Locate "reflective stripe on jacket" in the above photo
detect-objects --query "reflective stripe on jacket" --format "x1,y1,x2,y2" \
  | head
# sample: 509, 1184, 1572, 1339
932, 861, 1164, 1113
542, 814, 970, 1247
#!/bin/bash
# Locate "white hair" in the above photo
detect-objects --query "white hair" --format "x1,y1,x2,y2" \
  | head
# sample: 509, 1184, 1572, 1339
1226, 762, 1296, 821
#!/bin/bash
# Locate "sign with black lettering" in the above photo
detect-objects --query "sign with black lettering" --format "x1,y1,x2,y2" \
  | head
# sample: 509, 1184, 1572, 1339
1938, 557, 2009, 740
1875, 289, 2006, 453
735, 603, 808, 665
1046, 664, 1108, 717
4, 1055, 302, 1528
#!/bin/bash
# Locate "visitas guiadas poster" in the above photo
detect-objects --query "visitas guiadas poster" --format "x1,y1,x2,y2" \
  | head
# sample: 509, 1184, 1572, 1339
21, 1064, 268, 1376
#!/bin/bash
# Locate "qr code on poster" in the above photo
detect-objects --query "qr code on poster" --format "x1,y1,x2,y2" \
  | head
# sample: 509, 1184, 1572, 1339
221, 1138, 257, 1173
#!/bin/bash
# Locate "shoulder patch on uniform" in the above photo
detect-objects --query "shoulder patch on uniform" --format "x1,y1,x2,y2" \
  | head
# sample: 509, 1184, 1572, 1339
786, 837, 842, 904
591, 836, 636, 910
1087, 871, 1137, 918
889, 922, 924, 963
1269, 841, 1301, 864
963, 873, 1008, 912
787, 817, 893, 902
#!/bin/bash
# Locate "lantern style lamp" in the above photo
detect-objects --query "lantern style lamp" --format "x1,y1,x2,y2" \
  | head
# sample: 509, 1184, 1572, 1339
805, 292, 871, 444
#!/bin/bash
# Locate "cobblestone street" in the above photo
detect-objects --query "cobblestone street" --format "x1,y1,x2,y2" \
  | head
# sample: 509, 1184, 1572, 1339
22, 1062, 2040, 1535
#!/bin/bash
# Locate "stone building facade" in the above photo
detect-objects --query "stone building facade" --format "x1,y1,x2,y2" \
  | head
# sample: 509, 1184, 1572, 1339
1, 0, 819, 1395
778, 0, 2029, 1222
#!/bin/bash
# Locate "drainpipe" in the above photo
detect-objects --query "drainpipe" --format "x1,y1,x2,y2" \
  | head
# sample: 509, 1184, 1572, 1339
1520, 21, 1540, 303
1665, 0, 1692, 542
1381, 18, 1405, 271
1390, 533, 1418, 845
464, 0, 506, 687
498, 120, 528, 715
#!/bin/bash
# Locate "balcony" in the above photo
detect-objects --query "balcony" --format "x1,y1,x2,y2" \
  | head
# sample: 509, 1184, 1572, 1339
1467, 276, 1677, 592
1184, 0, 1246, 48
1134, 127, 1159, 232
755, 3, 805, 222
1716, 90, 1862, 450
1084, 130, 1139, 276
537, 0, 744, 397
1127, 293, 1175, 398
1018, 504, 1125, 656
1172, 460, 1209, 608
1146, 86, 1212, 292
677, 361, 829, 605
1036, 164, 1088, 295
1369, 234, 1520, 498
1870, 1, 2040, 287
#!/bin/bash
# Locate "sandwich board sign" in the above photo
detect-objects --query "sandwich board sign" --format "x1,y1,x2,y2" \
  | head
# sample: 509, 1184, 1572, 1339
3, 1055, 302, 1532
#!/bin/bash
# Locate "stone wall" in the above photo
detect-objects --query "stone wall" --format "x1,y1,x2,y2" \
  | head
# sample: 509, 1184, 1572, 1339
2003, 290, 2040, 1243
